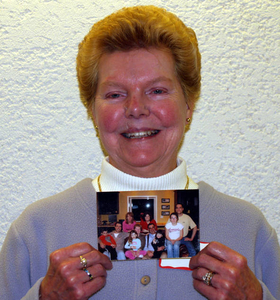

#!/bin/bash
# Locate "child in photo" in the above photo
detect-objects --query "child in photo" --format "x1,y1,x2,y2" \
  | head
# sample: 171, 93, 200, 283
165, 213, 184, 258
152, 230, 166, 258
124, 230, 147, 260
98, 229, 117, 260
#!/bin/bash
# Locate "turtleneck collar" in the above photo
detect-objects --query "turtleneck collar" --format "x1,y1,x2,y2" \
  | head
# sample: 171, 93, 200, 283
92, 157, 198, 191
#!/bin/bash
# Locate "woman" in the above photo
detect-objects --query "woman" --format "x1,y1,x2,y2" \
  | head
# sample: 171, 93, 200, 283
122, 212, 136, 232
140, 212, 157, 233
0, 5, 279, 300
165, 213, 184, 258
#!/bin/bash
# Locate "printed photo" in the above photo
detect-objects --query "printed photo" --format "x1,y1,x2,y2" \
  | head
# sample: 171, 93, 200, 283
161, 205, 170, 210
97, 189, 199, 262
161, 198, 170, 203
161, 211, 170, 216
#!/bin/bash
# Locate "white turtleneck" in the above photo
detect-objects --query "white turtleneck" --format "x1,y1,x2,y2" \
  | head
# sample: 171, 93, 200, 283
92, 157, 198, 191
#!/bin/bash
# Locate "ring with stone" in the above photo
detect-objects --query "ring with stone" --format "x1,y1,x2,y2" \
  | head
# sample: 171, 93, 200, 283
202, 271, 214, 286
80, 255, 87, 269
83, 268, 93, 281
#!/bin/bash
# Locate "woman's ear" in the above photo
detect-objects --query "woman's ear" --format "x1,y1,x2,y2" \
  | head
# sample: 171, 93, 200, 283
185, 102, 193, 125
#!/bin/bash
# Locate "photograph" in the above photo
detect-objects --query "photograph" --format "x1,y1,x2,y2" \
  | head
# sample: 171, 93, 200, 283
161, 198, 170, 203
97, 189, 199, 262
161, 205, 170, 210
161, 211, 170, 216
2, 2, 279, 299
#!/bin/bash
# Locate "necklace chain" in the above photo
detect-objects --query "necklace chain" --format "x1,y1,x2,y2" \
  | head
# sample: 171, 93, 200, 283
97, 174, 189, 192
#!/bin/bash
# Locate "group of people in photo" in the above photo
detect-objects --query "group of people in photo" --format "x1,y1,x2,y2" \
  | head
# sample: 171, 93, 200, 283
98, 203, 198, 260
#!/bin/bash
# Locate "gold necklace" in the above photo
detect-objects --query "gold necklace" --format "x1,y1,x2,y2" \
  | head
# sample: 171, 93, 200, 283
97, 174, 189, 192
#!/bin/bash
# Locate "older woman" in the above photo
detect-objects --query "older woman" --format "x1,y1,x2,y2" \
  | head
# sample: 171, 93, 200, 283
0, 5, 279, 300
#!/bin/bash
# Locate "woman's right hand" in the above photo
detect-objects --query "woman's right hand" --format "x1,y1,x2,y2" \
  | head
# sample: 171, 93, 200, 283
40, 242, 112, 300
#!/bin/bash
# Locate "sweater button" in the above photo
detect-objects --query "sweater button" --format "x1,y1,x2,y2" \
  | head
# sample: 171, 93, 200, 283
140, 275, 151, 285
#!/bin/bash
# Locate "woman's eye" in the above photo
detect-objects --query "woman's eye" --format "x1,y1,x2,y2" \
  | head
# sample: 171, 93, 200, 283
108, 93, 121, 99
153, 89, 164, 94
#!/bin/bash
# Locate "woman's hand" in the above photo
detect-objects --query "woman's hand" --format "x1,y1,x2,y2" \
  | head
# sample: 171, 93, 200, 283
189, 242, 262, 300
40, 242, 112, 300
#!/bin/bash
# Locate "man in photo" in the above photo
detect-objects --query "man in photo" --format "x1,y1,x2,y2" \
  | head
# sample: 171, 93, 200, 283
109, 222, 129, 260
175, 203, 198, 257
144, 223, 157, 258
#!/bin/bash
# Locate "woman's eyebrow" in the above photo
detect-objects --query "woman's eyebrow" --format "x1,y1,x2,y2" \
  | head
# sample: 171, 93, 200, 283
146, 76, 173, 86
99, 81, 126, 89
100, 76, 172, 89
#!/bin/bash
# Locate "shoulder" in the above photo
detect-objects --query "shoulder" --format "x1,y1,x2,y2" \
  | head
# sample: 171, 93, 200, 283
198, 181, 265, 218
16, 178, 95, 225
181, 214, 191, 220
197, 181, 276, 246
4, 178, 98, 259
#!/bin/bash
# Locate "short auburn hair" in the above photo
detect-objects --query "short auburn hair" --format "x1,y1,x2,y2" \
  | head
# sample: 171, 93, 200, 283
76, 5, 201, 120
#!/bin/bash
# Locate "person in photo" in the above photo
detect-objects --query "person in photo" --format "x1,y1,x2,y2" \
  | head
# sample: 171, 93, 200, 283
124, 230, 147, 260
165, 213, 184, 258
109, 222, 128, 260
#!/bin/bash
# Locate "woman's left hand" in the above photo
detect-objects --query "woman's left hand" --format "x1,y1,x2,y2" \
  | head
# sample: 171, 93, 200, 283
189, 241, 262, 300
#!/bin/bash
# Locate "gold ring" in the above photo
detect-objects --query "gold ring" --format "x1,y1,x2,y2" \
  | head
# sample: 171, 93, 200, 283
202, 271, 214, 286
80, 255, 87, 268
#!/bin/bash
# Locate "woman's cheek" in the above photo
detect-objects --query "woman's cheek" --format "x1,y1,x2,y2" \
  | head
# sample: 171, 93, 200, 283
156, 102, 185, 127
98, 105, 123, 133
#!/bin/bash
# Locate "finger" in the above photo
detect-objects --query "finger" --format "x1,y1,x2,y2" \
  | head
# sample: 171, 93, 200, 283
193, 273, 243, 300
82, 276, 107, 298
190, 251, 226, 275
201, 241, 243, 264
192, 278, 219, 300
78, 249, 113, 271
192, 267, 219, 288
81, 263, 108, 282
50, 242, 95, 268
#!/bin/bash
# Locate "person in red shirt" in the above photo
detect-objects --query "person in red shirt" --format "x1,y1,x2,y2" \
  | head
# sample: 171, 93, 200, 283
98, 229, 117, 260
140, 212, 157, 233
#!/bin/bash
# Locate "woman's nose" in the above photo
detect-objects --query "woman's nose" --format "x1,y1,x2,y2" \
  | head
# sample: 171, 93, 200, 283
124, 94, 150, 118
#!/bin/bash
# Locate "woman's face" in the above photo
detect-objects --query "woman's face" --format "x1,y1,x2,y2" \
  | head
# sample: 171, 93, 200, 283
145, 214, 150, 222
127, 214, 133, 223
93, 48, 192, 177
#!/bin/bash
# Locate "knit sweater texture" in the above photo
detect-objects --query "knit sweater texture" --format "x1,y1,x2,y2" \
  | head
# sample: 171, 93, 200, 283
0, 179, 279, 299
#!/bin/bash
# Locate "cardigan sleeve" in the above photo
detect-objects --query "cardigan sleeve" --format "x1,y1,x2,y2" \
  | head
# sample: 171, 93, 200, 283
255, 228, 280, 300
0, 223, 42, 300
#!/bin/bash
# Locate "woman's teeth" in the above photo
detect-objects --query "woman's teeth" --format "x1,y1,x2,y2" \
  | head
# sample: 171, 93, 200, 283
122, 130, 159, 139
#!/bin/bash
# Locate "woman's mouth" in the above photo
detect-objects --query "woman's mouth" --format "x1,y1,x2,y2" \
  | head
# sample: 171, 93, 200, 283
121, 130, 160, 139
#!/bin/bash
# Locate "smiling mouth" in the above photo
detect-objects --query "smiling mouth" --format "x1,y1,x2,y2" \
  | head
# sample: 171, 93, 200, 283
122, 130, 160, 139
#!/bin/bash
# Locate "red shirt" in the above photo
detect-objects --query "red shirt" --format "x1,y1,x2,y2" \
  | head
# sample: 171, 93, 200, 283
140, 219, 157, 231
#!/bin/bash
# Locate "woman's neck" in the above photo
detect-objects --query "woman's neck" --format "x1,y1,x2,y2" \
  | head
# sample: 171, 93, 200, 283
92, 157, 198, 191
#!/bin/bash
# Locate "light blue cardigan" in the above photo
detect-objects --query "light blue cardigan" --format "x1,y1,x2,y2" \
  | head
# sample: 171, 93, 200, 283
0, 179, 279, 299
